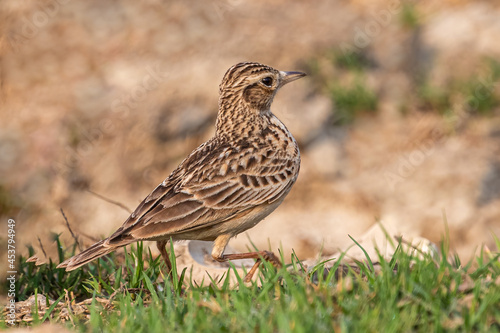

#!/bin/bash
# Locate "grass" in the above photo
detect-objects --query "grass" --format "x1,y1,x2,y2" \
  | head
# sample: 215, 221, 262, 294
331, 49, 374, 72
463, 58, 500, 115
328, 79, 378, 125
416, 82, 454, 115
302, 49, 379, 125
304, 46, 500, 126
2, 234, 500, 332
400, 3, 420, 29
416, 58, 500, 116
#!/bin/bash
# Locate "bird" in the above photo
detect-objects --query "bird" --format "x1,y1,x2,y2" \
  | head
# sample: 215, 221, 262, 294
57, 62, 306, 283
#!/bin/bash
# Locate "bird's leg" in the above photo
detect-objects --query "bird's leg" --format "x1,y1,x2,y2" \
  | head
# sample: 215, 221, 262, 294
156, 240, 174, 283
211, 235, 282, 282
223, 251, 282, 282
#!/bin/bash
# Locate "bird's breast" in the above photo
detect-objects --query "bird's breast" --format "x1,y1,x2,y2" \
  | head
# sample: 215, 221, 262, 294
267, 116, 300, 160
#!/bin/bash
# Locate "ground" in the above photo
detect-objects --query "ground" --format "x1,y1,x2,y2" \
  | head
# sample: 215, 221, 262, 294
1, 0, 500, 283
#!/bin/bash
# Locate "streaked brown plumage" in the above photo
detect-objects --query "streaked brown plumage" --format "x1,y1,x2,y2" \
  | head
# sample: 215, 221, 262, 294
57, 62, 306, 282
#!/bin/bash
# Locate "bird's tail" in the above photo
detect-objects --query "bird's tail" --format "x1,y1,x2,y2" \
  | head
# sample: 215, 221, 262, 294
57, 240, 115, 271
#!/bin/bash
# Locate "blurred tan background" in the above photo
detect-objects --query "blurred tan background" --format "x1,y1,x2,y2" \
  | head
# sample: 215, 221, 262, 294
1, 0, 500, 269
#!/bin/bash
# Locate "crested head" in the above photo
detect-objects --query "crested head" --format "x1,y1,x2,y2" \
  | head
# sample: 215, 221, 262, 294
216, 62, 306, 138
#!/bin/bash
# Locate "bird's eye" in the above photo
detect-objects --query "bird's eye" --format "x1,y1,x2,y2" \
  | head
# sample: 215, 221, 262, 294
261, 77, 273, 87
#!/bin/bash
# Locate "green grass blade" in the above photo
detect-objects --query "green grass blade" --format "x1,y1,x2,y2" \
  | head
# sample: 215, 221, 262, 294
348, 234, 375, 272
142, 272, 159, 304
40, 294, 64, 322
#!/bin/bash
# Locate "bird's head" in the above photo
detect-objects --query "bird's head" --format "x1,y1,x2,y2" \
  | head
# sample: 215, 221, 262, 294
219, 62, 306, 112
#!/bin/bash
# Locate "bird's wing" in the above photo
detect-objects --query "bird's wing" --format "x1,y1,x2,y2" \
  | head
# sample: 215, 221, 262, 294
106, 138, 299, 244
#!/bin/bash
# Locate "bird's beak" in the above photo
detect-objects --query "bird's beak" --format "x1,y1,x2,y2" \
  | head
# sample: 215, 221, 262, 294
280, 71, 307, 86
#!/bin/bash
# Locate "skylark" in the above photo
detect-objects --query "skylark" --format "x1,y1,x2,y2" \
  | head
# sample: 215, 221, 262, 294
58, 62, 306, 282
